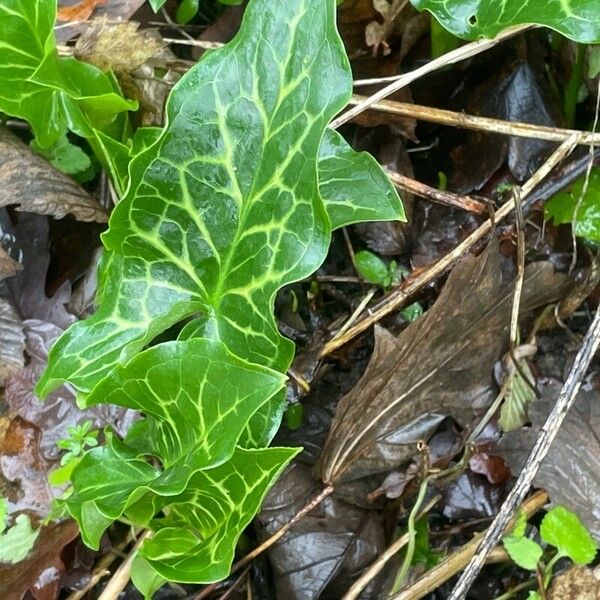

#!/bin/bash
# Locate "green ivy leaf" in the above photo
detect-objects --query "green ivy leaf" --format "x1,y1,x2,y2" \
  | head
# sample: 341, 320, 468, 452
131, 554, 166, 600
540, 506, 597, 565
545, 167, 600, 242
503, 535, 543, 571
139, 446, 299, 582
38, 0, 356, 400
0, 1, 136, 148
85, 338, 285, 468
318, 129, 404, 229
411, 0, 600, 44
0, 514, 40, 564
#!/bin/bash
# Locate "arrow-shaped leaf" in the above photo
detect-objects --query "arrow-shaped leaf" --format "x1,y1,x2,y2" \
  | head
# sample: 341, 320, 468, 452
412, 0, 600, 44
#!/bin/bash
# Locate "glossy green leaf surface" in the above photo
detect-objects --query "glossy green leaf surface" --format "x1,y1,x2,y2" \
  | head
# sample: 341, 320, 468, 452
411, 0, 600, 43
545, 167, 600, 242
503, 535, 543, 571
38, 0, 404, 587
0, 0, 135, 148
540, 506, 597, 564
38, 0, 353, 397
318, 129, 404, 229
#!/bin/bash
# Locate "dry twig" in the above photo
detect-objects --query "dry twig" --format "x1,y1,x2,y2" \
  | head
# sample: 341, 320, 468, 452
449, 305, 600, 599
320, 135, 581, 358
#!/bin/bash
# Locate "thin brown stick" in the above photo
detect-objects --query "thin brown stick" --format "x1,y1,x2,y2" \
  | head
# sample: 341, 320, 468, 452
320, 135, 581, 359
97, 531, 150, 600
449, 305, 600, 599
331, 25, 532, 129
348, 95, 600, 145
390, 490, 548, 600
194, 486, 335, 600
385, 170, 487, 214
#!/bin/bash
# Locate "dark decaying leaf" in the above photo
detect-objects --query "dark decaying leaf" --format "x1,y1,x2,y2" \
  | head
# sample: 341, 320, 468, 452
450, 61, 556, 193
442, 471, 507, 521
0, 520, 79, 600
500, 378, 600, 543
0, 297, 24, 385
5, 321, 137, 460
7, 214, 76, 330
0, 128, 107, 223
257, 463, 385, 600
319, 242, 571, 486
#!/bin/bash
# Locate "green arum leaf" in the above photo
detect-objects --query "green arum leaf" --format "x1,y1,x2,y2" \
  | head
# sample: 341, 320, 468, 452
545, 167, 600, 242
37, 0, 402, 410
137, 446, 299, 582
411, 0, 600, 44
540, 506, 597, 565
0, 0, 135, 148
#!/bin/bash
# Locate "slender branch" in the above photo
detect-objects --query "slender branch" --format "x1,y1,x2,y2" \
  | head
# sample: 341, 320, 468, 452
97, 531, 150, 600
449, 306, 600, 599
385, 170, 487, 214
331, 25, 533, 129
348, 95, 600, 145
390, 491, 548, 600
320, 135, 581, 358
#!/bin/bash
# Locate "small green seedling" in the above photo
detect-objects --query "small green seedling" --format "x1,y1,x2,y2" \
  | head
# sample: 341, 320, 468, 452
502, 505, 597, 595
0, 497, 39, 564
355, 250, 405, 290
49, 421, 99, 486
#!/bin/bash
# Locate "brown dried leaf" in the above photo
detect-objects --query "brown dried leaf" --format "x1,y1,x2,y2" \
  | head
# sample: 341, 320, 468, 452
319, 243, 571, 485
0, 520, 79, 600
5, 320, 137, 460
0, 297, 25, 386
0, 417, 55, 517
0, 128, 107, 223
549, 565, 600, 600
57, 0, 107, 22
75, 19, 166, 73
0, 247, 21, 281
500, 378, 600, 542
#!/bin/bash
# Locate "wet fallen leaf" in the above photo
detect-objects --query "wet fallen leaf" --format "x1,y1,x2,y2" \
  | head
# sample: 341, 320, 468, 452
319, 242, 571, 486
5, 320, 137, 461
0, 417, 55, 517
500, 378, 600, 543
549, 565, 600, 600
7, 214, 76, 330
257, 463, 385, 600
0, 128, 107, 223
450, 61, 557, 193
0, 297, 25, 386
0, 520, 79, 600
442, 471, 507, 521
57, 0, 107, 22
75, 19, 166, 73
366, 0, 407, 55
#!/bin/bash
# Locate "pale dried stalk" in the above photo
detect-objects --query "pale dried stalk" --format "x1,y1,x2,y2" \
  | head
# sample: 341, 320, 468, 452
449, 305, 600, 599
320, 135, 581, 358
390, 490, 548, 600
348, 95, 600, 145
97, 531, 150, 600
331, 25, 532, 129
